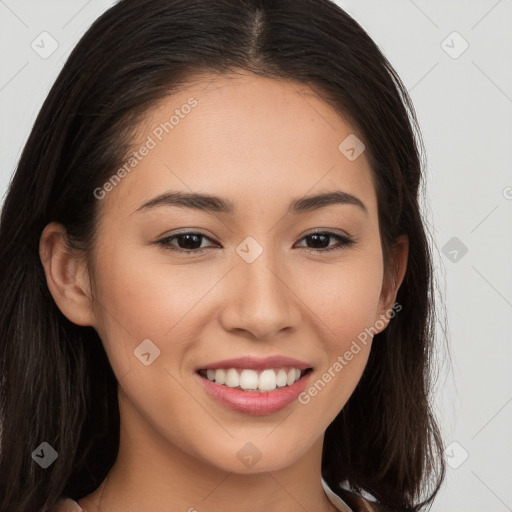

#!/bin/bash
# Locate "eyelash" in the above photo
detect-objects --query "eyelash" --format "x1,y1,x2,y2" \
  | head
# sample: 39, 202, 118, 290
155, 230, 356, 255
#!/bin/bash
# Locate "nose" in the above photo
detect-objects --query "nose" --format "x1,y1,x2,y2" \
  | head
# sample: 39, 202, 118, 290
219, 252, 301, 340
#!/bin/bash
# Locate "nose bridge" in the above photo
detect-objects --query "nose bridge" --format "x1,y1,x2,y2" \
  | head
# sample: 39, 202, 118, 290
220, 238, 300, 339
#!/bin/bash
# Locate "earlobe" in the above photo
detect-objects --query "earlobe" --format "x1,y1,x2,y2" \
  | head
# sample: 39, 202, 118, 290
375, 234, 409, 331
39, 222, 95, 327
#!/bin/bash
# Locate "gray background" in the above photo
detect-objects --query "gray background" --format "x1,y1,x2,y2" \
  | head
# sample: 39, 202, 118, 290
1, 1, 511, 510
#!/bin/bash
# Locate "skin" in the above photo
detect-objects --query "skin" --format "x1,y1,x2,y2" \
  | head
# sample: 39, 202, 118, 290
40, 71, 408, 512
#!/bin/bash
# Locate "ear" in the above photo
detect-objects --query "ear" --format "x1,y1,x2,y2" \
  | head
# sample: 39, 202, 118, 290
374, 234, 408, 331
39, 222, 96, 327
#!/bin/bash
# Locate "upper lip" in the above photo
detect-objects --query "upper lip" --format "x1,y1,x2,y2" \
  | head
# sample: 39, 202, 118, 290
197, 355, 312, 371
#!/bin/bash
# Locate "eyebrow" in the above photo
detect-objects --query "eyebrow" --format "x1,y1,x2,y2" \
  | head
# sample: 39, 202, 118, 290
133, 189, 368, 216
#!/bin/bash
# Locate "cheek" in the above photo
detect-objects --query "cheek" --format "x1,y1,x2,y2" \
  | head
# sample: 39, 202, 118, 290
94, 240, 188, 329
90, 241, 223, 377
294, 255, 383, 424
308, 252, 384, 348
297, 288, 378, 434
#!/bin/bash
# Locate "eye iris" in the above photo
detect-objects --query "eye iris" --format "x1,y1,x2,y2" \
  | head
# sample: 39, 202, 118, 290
308, 233, 329, 249
178, 234, 202, 250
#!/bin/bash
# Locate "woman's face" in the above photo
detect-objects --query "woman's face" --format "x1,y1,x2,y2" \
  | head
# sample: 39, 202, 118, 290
81, 72, 403, 473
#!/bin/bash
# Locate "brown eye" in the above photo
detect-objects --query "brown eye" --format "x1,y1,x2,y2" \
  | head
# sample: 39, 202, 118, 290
156, 232, 218, 254
295, 232, 356, 252
155, 230, 356, 256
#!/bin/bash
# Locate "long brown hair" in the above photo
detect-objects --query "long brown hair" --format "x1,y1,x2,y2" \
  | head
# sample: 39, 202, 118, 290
0, 1, 445, 510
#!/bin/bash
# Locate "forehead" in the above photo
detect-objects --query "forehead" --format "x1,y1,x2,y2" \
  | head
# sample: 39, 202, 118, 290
100, 71, 377, 220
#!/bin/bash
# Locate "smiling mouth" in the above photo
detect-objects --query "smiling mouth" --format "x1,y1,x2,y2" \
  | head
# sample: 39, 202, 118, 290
197, 367, 313, 392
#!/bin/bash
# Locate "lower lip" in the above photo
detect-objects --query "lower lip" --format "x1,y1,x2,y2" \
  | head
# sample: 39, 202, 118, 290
197, 371, 312, 415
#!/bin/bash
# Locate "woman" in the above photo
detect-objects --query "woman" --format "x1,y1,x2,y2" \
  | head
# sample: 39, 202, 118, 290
0, 1, 445, 511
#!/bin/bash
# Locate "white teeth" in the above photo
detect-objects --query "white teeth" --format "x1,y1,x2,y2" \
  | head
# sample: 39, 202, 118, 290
203, 367, 305, 392
225, 368, 239, 388
215, 369, 226, 385
239, 369, 259, 390
276, 369, 288, 387
258, 369, 277, 391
